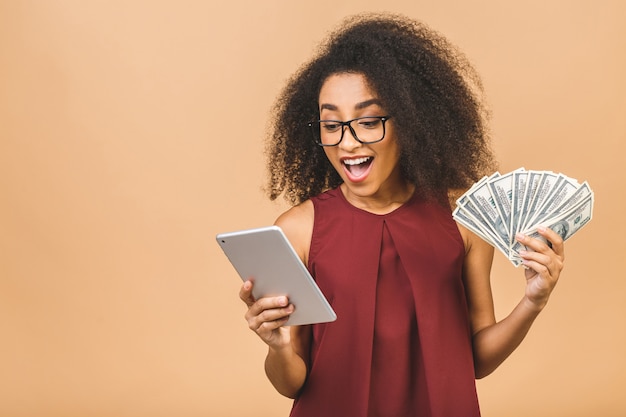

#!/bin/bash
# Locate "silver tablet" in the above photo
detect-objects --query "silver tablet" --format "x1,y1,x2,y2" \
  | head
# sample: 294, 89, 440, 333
216, 225, 336, 326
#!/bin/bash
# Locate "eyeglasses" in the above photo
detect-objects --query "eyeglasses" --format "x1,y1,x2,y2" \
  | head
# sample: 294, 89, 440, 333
307, 116, 391, 147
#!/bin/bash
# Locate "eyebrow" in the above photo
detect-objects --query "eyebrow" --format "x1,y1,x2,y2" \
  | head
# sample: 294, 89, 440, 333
320, 98, 383, 112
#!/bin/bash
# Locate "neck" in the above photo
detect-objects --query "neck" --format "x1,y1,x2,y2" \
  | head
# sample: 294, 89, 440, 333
340, 181, 415, 215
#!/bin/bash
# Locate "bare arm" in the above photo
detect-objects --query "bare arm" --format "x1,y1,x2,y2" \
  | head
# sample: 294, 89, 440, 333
264, 324, 311, 398
460, 225, 565, 379
238, 201, 314, 398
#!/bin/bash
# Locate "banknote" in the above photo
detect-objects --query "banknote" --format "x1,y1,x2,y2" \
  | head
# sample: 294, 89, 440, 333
510, 193, 594, 255
488, 168, 521, 238
509, 170, 527, 245
520, 172, 561, 233
453, 168, 594, 267
513, 170, 542, 238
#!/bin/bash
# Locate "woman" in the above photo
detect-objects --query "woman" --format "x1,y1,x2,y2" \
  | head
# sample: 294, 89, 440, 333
239, 13, 564, 417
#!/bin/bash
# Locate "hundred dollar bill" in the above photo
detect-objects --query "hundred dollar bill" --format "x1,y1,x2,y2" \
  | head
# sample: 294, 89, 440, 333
512, 192, 594, 256
523, 175, 581, 229
519, 171, 560, 233
513, 170, 543, 238
538, 181, 592, 225
509, 169, 528, 244
455, 174, 491, 207
453, 168, 593, 268
466, 172, 510, 247
453, 205, 511, 259
488, 168, 523, 244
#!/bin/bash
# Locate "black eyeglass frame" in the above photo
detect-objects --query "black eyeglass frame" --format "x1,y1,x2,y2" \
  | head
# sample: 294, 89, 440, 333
307, 116, 392, 147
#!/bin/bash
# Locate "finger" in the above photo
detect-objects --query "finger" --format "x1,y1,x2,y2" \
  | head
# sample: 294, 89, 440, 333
518, 246, 563, 282
515, 231, 554, 255
255, 319, 293, 344
256, 311, 293, 332
245, 296, 291, 322
518, 249, 551, 269
259, 303, 294, 322
247, 303, 295, 331
537, 226, 565, 259
239, 280, 256, 307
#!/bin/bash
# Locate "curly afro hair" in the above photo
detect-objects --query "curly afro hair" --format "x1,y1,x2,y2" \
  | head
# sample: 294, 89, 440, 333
265, 12, 497, 206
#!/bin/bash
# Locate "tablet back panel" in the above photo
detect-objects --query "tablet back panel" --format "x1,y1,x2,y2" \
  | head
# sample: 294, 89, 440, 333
216, 225, 336, 326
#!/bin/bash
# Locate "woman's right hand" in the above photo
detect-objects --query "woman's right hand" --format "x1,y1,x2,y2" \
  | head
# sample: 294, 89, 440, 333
239, 280, 295, 349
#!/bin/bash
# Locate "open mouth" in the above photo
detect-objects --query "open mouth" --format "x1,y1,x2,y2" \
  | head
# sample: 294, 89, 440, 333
343, 156, 373, 178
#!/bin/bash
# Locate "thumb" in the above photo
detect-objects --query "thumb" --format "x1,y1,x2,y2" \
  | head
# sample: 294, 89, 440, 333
239, 279, 256, 307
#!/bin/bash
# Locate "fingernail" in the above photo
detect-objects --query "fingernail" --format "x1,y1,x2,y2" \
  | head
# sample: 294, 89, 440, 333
538, 226, 547, 233
279, 296, 288, 306
516, 233, 525, 241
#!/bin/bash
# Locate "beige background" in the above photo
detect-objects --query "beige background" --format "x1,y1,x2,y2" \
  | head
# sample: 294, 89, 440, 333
1, 0, 624, 416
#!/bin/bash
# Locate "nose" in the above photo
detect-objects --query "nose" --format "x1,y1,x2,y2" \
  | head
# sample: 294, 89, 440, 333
338, 125, 361, 151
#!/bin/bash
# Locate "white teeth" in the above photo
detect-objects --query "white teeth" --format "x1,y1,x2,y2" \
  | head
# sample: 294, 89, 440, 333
343, 157, 371, 166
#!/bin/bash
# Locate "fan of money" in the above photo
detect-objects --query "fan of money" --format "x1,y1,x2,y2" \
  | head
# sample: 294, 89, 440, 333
452, 168, 594, 267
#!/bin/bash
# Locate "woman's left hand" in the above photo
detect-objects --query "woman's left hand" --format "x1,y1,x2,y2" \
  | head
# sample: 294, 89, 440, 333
516, 226, 565, 311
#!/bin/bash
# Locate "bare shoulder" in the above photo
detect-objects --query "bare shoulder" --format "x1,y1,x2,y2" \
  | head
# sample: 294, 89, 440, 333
456, 223, 494, 260
456, 222, 496, 334
274, 200, 314, 265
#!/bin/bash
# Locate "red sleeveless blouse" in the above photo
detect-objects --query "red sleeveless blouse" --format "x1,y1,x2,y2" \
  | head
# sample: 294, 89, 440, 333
289, 187, 480, 417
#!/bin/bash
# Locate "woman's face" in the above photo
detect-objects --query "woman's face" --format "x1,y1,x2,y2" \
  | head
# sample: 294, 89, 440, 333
318, 72, 406, 204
